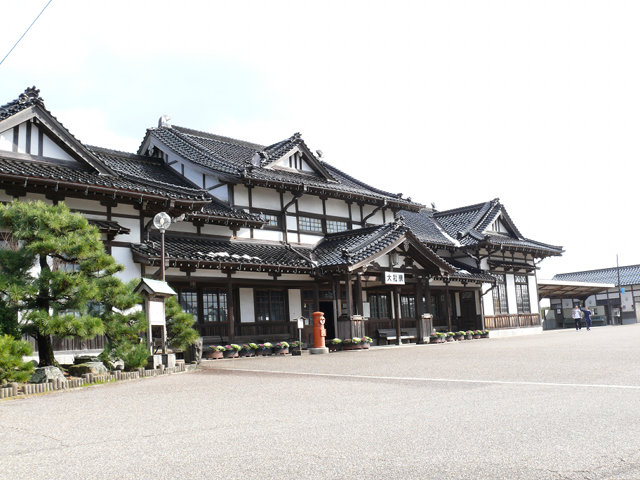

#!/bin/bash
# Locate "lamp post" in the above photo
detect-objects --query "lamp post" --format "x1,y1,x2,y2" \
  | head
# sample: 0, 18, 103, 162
153, 212, 171, 282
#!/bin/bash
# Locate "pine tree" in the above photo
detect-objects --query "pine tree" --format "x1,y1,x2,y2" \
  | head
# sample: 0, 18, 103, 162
165, 295, 199, 352
0, 200, 122, 366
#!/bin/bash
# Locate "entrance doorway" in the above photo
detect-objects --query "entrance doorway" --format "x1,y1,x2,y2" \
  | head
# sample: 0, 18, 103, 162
459, 291, 478, 330
319, 301, 336, 339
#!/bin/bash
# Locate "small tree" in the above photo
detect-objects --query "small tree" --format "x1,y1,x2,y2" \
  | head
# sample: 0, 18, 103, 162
97, 278, 149, 370
165, 296, 199, 352
0, 334, 34, 383
0, 201, 122, 366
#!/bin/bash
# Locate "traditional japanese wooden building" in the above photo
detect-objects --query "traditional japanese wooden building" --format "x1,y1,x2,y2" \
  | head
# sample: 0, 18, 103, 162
0, 87, 564, 348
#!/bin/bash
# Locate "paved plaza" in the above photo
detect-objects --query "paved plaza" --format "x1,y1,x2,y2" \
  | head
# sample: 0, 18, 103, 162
2, 325, 640, 479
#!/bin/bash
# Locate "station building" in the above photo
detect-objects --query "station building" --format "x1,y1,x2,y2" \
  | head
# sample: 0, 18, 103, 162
0, 87, 564, 348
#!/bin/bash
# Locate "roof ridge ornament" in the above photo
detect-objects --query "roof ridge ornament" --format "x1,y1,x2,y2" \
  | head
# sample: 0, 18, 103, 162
158, 115, 171, 128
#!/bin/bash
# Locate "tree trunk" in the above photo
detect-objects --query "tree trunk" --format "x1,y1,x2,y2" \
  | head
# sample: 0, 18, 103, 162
36, 333, 55, 366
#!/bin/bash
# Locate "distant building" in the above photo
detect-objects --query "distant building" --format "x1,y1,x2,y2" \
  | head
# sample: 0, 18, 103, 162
549, 265, 640, 326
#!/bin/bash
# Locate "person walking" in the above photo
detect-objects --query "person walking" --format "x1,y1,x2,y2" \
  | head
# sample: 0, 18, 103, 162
581, 306, 593, 330
572, 305, 583, 330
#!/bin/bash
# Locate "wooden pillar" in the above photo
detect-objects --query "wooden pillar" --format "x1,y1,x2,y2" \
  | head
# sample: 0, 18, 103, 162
395, 287, 402, 345
227, 271, 235, 341
445, 280, 452, 332
424, 277, 432, 314
415, 277, 424, 343
313, 283, 320, 317
331, 278, 339, 337
345, 271, 353, 338
355, 272, 363, 316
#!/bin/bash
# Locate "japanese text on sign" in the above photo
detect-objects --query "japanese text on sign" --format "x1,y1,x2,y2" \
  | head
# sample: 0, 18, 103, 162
384, 271, 405, 285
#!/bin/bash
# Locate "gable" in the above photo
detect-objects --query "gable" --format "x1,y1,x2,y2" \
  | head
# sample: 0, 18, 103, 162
269, 146, 315, 174
0, 120, 75, 163
487, 217, 513, 235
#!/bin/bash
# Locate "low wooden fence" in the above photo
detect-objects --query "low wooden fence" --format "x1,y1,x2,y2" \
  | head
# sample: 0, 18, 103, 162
0, 363, 190, 400
484, 313, 540, 330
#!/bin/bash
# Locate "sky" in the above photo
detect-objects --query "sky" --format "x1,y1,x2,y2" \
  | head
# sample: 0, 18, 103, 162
1, 0, 639, 280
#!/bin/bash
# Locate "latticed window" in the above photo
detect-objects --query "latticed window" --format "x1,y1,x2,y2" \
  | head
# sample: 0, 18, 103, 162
369, 293, 389, 318
515, 275, 531, 313
179, 290, 199, 322
202, 289, 227, 322
492, 275, 508, 314
400, 295, 416, 318
298, 216, 322, 233
262, 214, 280, 227
255, 290, 287, 322
326, 220, 348, 233
301, 289, 317, 321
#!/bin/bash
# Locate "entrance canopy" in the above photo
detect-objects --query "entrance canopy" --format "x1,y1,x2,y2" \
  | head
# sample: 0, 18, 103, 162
537, 279, 614, 299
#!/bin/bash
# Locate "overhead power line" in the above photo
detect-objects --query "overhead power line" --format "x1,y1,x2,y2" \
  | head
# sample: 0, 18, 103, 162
0, 0, 55, 68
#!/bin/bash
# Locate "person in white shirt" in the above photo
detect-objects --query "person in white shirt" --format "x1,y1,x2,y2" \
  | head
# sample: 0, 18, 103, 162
572, 305, 583, 330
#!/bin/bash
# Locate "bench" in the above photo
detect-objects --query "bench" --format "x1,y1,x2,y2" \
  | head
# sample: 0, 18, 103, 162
562, 316, 607, 328
377, 328, 418, 345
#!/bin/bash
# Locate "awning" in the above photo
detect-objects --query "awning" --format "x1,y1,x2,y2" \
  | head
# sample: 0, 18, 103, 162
537, 279, 614, 299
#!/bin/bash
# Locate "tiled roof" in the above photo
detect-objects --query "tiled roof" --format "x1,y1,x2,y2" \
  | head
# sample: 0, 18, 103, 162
399, 209, 457, 247
87, 219, 130, 235
144, 125, 420, 210
553, 265, 640, 286
445, 258, 497, 283
188, 198, 265, 226
313, 222, 409, 268
433, 199, 562, 256
131, 236, 313, 272
0, 86, 42, 121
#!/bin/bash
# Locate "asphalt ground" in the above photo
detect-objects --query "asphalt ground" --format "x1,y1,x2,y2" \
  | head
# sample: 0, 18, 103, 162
2, 324, 640, 480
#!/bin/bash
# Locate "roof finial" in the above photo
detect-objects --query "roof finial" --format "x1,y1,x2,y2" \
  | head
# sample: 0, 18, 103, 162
158, 115, 171, 128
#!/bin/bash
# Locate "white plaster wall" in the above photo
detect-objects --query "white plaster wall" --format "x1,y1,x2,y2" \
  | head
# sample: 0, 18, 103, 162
201, 224, 233, 236
62, 198, 103, 212
528, 276, 540, 314
18, 124, 26, 152
234, 185, 249, 207
483, 287, 495, 316
112, 246, 140, 282
325, 198, 350, 218
0, 190, 15, 202
297, 194, 323, 214
113, 204, 140, 216
208, 183, 228, 202
30, 124, 40, 153
239, 288, 255, 322
182, 164, 202, 188
362, 206, 384, 225
288, 289, 302, 320
562, 298, 573, 308
188, 269, 228, 278
298, 233, 323, 244
0, 129, 12, 151
26, 193, 49, 204
252, 229, 282, 241
377, 256, 390, 268
42, 135, 72, 161
455, 292, 461, 316
351, 206, 361, 222
166, 222, 198, 234
252, 187, 280, 209
286, 215, 297, 231
110, 217, 140, 243
278, 273, 314, 281
236, 228, 251, 239
506, 274, 517, 314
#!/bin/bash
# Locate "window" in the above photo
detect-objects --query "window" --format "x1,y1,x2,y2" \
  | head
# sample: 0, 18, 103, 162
515, 275, 530, 313
326, 220, 348, 233
492, 275, 508, 314
179, 290, 199, 322
298, 216, 322, 233
301, 289, 317, 321
368, 293, 389, 318
255, 290, 287, 322
400, 295, 416, 318
202, 289, 227, 322
262, 214, 280, 228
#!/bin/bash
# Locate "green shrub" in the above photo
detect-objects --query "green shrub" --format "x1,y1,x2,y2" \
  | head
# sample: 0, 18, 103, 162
113, 342, 149, 371
0, 334, 34, 383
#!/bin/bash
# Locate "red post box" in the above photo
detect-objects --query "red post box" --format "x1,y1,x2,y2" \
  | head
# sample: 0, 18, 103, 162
312, 311, 326, 348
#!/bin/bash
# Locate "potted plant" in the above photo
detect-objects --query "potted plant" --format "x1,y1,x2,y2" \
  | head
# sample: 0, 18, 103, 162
239, 344, 253, 357
223, 344, 241, 358
262, 342, 273, 355
454, 331, 465, 341
343, 338, 361, 350
445, 332, 455, 342
473, 330, 482, 339
481, 330, 490, 338
465, 330, 474, 340
328, 338, 342, 352
361, 336, 373, 349
205, 345, 225, 359
290, 341, 302, 356
273, 341, 289, 355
